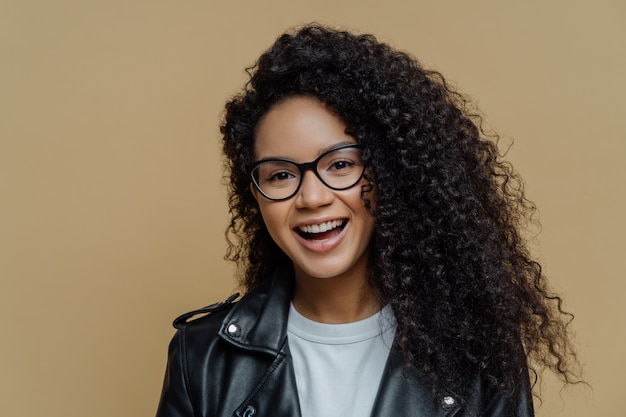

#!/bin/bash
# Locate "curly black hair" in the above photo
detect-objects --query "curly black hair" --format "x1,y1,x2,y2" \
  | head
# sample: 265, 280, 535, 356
220, 24, 580, 405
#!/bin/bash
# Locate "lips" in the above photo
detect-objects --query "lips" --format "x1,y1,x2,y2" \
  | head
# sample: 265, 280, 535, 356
296, 219, 346, 241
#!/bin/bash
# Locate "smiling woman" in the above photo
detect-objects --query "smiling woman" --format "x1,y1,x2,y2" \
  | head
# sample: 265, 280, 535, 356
155, 24, 582, 417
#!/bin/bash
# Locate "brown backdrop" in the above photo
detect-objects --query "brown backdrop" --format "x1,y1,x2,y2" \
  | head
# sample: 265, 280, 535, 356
2, 1, 624, 416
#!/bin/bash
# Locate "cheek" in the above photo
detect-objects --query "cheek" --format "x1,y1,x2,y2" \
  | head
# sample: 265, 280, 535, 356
257, 202, 290, 238
362, 210, 376, 235
348, 190, 375, 230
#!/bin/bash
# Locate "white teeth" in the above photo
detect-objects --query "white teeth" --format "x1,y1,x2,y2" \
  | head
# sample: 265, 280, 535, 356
298, 220, 344, 234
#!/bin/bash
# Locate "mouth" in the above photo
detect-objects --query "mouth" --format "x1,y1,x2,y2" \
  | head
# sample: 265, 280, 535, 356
295, 219, 347, 241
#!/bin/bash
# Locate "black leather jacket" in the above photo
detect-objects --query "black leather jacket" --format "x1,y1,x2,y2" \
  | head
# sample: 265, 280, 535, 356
155, 269, 534, 417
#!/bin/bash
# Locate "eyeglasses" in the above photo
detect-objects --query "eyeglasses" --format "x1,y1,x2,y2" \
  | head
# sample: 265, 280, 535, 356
248, 144, 365, 201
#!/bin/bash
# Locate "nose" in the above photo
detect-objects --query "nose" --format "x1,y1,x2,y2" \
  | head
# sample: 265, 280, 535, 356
295, 169, 334, 208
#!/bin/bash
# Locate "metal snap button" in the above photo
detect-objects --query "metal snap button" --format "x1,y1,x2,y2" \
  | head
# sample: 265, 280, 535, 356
227, 323, 241, 337
243, 405, 256, 417
441, 395, 456, 411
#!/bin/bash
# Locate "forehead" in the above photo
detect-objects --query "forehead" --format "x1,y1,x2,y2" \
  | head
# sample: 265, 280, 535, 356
253, 96, 355, 161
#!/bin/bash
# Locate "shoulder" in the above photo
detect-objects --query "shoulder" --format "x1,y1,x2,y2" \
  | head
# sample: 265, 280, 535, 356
172, 293, 239, 330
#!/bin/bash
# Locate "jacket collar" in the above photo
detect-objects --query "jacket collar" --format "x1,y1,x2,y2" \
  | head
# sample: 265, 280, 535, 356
218, 265, 294, 356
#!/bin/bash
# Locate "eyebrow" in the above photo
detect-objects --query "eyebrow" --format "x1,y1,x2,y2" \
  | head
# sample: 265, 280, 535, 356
254, 141, 357, 163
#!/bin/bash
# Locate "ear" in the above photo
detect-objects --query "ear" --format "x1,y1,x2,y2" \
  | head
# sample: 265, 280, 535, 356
250, 182, 260, 203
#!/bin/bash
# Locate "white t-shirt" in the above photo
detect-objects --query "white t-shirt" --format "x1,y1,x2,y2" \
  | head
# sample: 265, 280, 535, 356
287, 303, 397, 417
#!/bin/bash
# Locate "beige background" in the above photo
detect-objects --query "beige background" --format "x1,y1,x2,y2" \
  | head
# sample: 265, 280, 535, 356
1, 1, 624, 416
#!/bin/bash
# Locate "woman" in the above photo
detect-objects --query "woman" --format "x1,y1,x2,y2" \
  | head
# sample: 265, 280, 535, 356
156, 25, 579, 417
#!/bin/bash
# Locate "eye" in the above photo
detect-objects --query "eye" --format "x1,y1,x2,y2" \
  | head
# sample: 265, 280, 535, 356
254, 161, 299, 186
324, 158, 357, 176
330, 160, 354, 170
267, 170, 296, 182
319, 146, 363, 175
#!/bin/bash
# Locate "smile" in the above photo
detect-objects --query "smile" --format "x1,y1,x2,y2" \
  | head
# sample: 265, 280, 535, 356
296, 219, 347, 241
298, 220, 345, 234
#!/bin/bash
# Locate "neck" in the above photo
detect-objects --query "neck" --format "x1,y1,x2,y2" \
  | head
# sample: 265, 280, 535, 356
291, 267, 381, 324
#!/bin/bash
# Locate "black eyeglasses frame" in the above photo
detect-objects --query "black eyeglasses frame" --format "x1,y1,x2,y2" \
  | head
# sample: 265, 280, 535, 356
246, 144, 365, 201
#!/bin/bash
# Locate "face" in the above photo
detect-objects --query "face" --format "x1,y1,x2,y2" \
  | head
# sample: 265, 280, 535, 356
252, 96, 375, 284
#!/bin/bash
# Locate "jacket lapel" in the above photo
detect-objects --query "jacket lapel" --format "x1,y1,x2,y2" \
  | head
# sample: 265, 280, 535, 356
218, 267, 302, 417
232, 341, 302, 417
